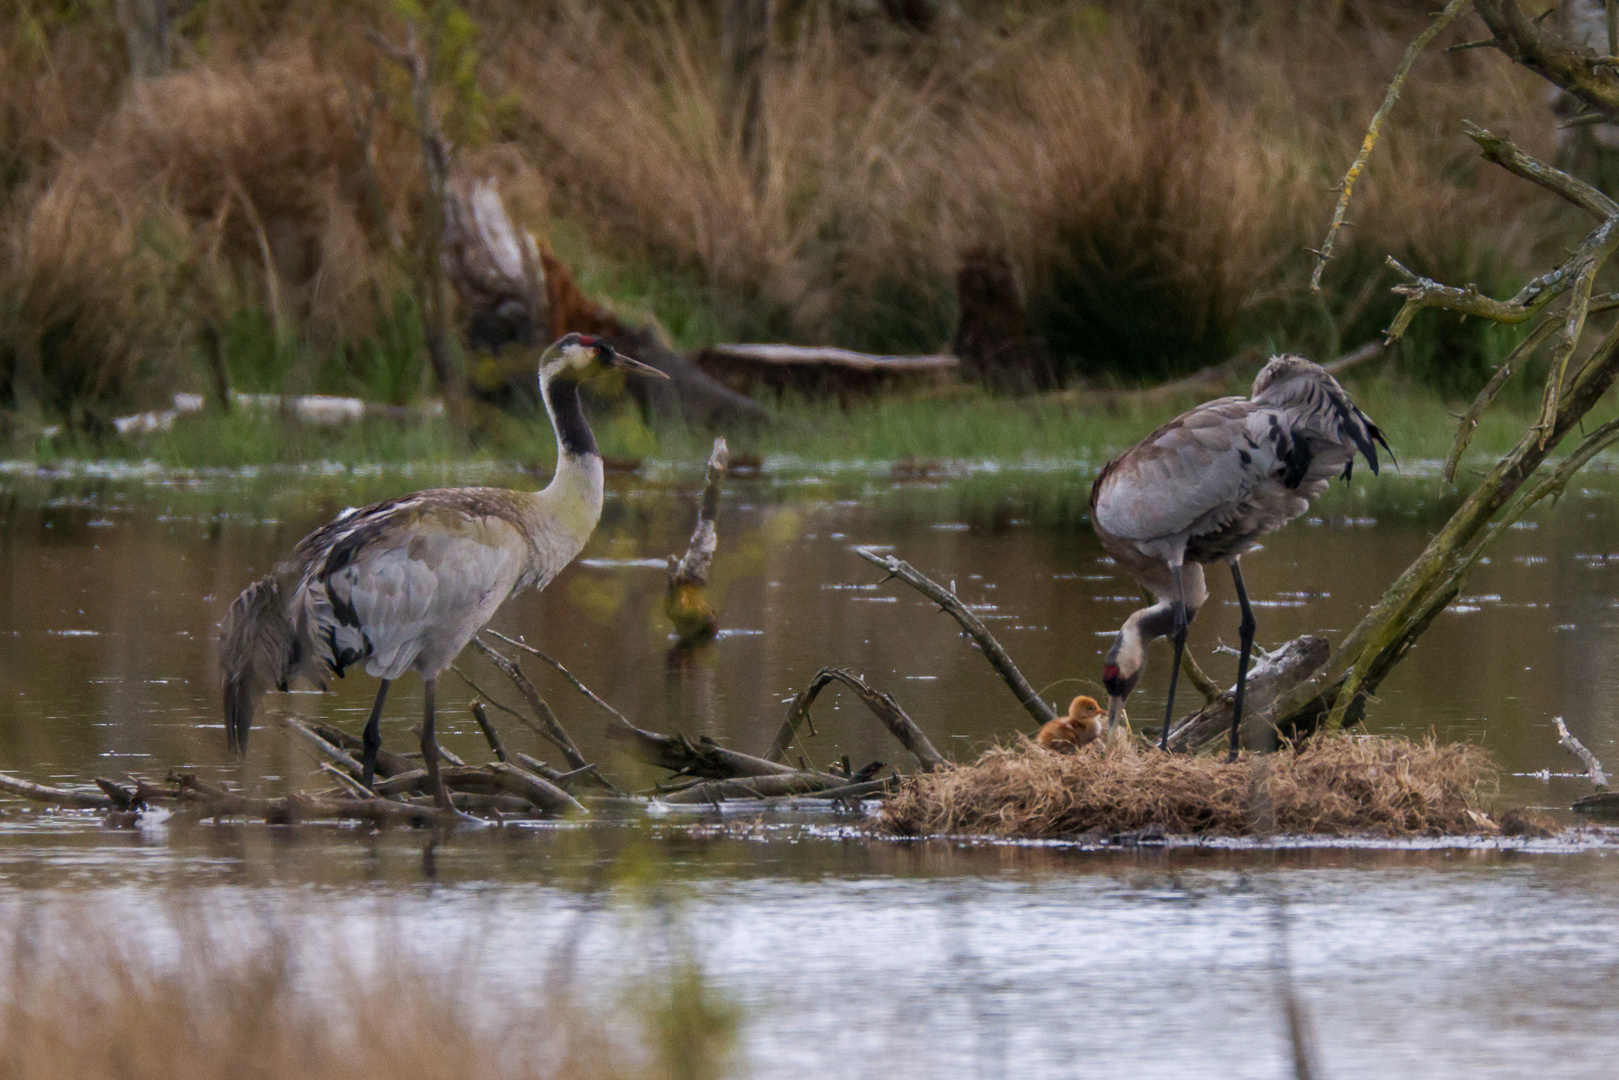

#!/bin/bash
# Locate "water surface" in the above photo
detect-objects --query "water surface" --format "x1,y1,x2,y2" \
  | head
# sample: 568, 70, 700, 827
2, 456, 1618, 1077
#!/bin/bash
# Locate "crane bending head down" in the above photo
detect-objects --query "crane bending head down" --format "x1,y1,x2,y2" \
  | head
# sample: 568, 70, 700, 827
1089, 355, 1390, 759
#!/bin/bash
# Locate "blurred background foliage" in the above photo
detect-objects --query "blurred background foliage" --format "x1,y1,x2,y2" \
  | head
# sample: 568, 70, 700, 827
0, 0, 1583, 432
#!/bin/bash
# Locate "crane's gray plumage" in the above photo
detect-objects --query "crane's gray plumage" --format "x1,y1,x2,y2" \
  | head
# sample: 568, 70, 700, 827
1090, 355, 1390, 759
219, 333, 666, 808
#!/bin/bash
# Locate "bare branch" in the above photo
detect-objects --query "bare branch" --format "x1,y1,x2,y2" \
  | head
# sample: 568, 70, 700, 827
1312, 0, 1473, 291
1463, 122, 1619, 220
768, 667, 948, 773
470, 700, 509, 763
468, 638, 590, 771
1553, 716, 1610, 790
1475, 1, 1619, 120
854, 547, 1057, 725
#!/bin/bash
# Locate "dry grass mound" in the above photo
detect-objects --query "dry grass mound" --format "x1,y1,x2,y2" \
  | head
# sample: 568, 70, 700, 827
882, 735, 1504, 840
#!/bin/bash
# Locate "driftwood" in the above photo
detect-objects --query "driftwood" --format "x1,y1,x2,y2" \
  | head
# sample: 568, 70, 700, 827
695, 343, 958, 397
667, 437, 729, 646
1553, 716, 1617, 817
0, 772, 118, 810
767, 667, 948, 773
1553, 715, 1610, 790
1164, 637, 1332, 754
855, 547, 1057, 726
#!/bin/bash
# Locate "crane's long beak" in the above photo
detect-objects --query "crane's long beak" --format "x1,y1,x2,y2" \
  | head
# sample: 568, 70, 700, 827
1105, 695, 1125, 732
611, 353, 670, 379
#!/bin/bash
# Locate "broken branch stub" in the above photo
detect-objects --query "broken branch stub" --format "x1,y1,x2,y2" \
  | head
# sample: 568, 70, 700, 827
1553, 716, 1611, 791
667, 437, 729, 646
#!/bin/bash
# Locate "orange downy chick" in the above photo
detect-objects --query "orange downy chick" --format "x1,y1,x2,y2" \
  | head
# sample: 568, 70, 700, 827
1037, 695, 1106, 752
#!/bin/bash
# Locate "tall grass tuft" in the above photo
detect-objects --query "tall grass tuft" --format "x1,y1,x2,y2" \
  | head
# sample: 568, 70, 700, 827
0, 0, 1582, 431
0, 899, 737, 1080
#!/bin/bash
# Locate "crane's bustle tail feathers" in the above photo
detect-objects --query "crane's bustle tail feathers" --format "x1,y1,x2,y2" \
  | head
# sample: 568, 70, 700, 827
219, 577, 298, 755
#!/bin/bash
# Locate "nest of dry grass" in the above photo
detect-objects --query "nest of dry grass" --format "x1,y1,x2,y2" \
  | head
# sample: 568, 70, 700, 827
882, 735, 1506, 840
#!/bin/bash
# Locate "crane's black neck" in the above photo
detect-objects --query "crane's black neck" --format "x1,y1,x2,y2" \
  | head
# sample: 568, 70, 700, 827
543, 377, 598, 460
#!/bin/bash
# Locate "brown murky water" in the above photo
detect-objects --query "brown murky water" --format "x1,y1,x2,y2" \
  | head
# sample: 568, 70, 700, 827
2, 456, 1619, 1077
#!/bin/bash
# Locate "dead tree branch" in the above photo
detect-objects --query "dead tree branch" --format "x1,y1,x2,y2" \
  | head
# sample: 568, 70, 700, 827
1166, 637, 1331, 754
767, 667, 948, 773
1312, 0, 1472, 290
470, 700, 509, 763
854, 547, 1057, 726
1553, 716, 1611, 790
468, 638, 590, 770
0, 772, 117, 810
1475, 1, 1619, 121
1263, 98, 1619, 736
667, 437, 729, 645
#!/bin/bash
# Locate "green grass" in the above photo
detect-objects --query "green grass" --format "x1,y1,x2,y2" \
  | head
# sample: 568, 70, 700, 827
18, 373, 1593, 479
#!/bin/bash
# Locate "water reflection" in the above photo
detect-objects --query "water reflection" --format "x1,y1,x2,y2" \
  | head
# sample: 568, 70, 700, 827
2, 460, 1615, 809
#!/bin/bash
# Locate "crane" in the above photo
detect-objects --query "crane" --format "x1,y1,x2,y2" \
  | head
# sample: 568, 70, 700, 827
219, 333, 666, 811
1089, 355, 1390, 761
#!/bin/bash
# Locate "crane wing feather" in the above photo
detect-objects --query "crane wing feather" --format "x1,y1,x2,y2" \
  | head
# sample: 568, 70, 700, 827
1093, 401, 1285, 541
287, 495, 532, 681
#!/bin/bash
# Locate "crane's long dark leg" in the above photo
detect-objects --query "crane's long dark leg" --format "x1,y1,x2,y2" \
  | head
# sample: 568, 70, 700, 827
420, 677, 452, 812
360, 679, 390, 790
1158, 561, 1190, 752
1227, 559, 1257, 764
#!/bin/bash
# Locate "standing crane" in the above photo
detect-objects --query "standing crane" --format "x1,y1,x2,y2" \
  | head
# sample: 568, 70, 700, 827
1089, 355, 1390, 761
219, 333, 666, 811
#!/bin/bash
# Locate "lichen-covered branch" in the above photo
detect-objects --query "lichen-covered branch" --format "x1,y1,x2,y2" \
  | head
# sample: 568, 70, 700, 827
1475, 1, 1619, 120
1311, 0, 1473, 291
1463, 122, 1619, 220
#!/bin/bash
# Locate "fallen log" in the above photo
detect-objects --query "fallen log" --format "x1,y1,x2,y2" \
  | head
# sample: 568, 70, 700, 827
0, 772, 117, 810
658, 771, 861, 804
695, 343, 958, 397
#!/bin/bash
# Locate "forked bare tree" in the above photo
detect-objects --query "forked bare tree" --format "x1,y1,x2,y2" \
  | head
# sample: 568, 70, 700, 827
1246, 1, 1619, 739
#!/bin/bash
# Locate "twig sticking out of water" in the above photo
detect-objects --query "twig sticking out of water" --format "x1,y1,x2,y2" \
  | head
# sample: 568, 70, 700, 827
1553, 716, 1610, 791
467, 638, 590, 770
767, 666, 947, 773
470, 700, 509, 763
854, 547, 1057, 726
667, 437, 730, 647
479, 630, 847, 788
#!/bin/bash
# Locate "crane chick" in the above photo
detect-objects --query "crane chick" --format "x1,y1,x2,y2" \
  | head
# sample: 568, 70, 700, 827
1090, 355, 1389, 761
1037, 695, 1106, 752
219, 333, 666, 812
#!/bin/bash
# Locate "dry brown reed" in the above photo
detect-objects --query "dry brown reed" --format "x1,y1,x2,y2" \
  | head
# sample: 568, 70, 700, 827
0, 1, 1579, 420
881, 734, 1504, 839
0, 901, 686, 1080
